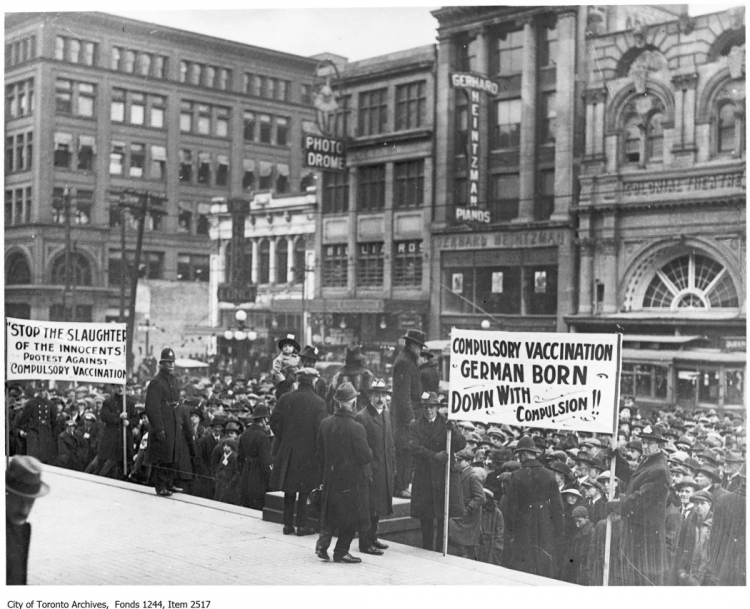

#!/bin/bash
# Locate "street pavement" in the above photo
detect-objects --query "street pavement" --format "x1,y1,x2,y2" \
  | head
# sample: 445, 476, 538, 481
23, 466, 562, 588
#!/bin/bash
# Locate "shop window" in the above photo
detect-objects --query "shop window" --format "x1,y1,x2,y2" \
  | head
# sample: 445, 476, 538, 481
494, 29, 523, 75
525, 266, 557, 315
395, 81, 426, 131
725, 369, 744, 405
621, 364, 669, 400
490, 173, 519, 221
393, 240, 423, 288
197, 152, 211, 184
358, 165, 386, 211
356, 242, 384, 287
493, 99, 521, 149
476, 266, 521, 315
358, 89, 388, 136
394, 160, 424, 208
322, 171, 349, 214
698, 369, 721, 405
322, 244, 348, 287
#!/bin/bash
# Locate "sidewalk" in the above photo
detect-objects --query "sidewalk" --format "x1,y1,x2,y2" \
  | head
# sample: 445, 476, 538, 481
26, 466, 562, 586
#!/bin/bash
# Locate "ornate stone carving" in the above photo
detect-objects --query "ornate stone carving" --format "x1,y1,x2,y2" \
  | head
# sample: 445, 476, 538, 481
598, 237, 617, 255
729, 6, 745, 31
678, 13, 695, 35
726, 45, 746, 79
671, 73, 698, 90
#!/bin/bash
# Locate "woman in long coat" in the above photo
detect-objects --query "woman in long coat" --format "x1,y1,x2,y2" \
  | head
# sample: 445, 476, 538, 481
237, 406, 272, 510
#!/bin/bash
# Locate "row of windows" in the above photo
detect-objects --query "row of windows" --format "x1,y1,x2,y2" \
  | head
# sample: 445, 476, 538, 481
55, 79, 95, 118
243, 111, 290, 146
321, 240, 423, 288
112, 89, 166, 128
53, 132, 96, 173
6, 36, 36, 68
240, 160, 291, 194
4, 187, 32, 227
111, 47, 168, 79
55, 36, 97, 66
178, 150, 230, 187
243, 74, 291, 101
321, 160, 425, 214
110, 141, 167, 181
6, 79, 34, 118
179, 61, 231, 90
5, 132, 33, 174
225, 238, 306, 286
455, 23, 557, 76
180, 101, 230, 137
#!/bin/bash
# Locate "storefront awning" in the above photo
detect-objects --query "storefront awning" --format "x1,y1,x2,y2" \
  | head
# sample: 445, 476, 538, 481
623, 348, 746, 365
622, 335, 706, 345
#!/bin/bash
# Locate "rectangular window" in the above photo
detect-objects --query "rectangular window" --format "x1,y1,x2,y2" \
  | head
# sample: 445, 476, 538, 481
277, 80, 289, 101
540, 92, 556, 145
357, 242, 385, 287
259, 114, 272, 143
6, 79, 35, 119
110, 141, 125, 175
130, 92, 145, 125
251, 75, 262, 97
394, 160, 424, 208
258, 161, 274, 190
77, 83, 95, 118
301, 83, 313, 105
111, 88, 125, 122
179, 149, 193, 182
322, 171, 349, 214
395, 81, 426, 131
725, 369, 744, 406
7, 36, 36, 67
455, 98, 468, 155
358, 165, 386, 211
4, 187, 32, 226
82, 41, 96, 66
276, 163, 290, 194
129, 143, 145, 178
55, 79, 73, 114
242, 158, 255, 191
197, 104, 211, 135
216, 107, 229, 137
204, 66, 216, 89
333, 96, 350, 138
540, 24, 558, 68
216, 155, 229, 187
536, 170, 555, 221
495, 29, 524, 75
179, 207, 192, 233
180, 101, 193, 132
5, 136, 14, 173
150, 96, 165, 128
455, 35, 478, 72
359, 89, 388, 136
197, 152, 211, 184
493, 99, 522, 148
243, 111, 256, 141
491, 173, 520, 221
53, 132, 73, 168
218, 69, 231, 91
77, 135, 96, 171
525, 265, 557, 315
74, 189, 93, 224
276, 116, 289, 146
177, 254, 210, 282
322, 244, 348, 288
265, 78, 275, 100
150, 145, 167, 180
393, 240, 423, 287
476, 266, 521, 315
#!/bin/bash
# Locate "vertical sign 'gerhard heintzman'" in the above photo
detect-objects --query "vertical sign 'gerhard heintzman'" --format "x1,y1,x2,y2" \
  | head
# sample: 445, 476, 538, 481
451, 73, 499, 225
448, 329, 622, 435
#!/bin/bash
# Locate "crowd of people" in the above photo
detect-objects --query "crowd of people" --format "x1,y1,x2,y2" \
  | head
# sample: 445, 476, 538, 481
5, 329, 746, 584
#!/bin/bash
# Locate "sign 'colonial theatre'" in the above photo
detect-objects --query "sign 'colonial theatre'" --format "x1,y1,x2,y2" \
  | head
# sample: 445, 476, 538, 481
451, 73, 499, 224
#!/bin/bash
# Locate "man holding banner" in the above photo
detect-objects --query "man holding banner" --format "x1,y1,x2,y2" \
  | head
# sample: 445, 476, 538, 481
96, 384, 139, 479
145, 347, 183, 497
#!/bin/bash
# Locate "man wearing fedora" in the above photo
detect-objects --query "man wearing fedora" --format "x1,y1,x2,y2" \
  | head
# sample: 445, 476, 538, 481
316, 382, 372, 563
505, 435, 564, 578
671, 489, 713, 585
408, 391, 466, 552
236, 403, 273, 510
606, 424, 671, 585
325, 344, 374, 414
192, 416, 226, 499
270, 367, 326, 536
144, 346, 184, 497
354, 378, 395, 555
299, 344, 328, 400
6, 455, 50, 585
392, 329, 426, 499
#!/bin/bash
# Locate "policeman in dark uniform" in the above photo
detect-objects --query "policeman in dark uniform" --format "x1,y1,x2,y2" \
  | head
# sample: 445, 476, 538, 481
144, 347, 182, 496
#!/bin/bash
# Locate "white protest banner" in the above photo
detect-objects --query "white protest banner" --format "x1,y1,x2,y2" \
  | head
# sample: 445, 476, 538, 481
6, 317, 127, 384
448, 329, 621, 434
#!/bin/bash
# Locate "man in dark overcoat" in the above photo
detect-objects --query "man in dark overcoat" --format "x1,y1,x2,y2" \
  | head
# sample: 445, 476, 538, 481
299, 345, 328, 401
606, 424, 671, 585
419, 350, 440, 393
96, 384, 139, 479
16, 388, 58, 464
144, 347, 183, 497
325, 345, 374, 414
269, 367, 326, 536
192, 416, 225, 499
505, 435, 564, 578
391, 329, 425, 499
408, 391, 466, 552
354, 378, 395, 555
315, 382, 372, 563
237, 404, 272, 510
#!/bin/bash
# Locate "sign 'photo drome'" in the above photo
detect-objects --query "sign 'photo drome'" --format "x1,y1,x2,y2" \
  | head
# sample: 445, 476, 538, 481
448, 329, 622, 434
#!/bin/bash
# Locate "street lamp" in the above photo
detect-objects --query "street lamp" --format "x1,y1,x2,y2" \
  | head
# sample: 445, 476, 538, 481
481, 319, 491, 330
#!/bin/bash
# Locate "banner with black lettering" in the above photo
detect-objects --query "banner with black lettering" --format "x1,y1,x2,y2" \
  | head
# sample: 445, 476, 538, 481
448, 329, 621, 434
6, 318, 127, 384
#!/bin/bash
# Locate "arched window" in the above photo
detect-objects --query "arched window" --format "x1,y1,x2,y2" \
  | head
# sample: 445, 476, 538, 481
111, 47, 121, 71
717, 102, 736, 153
643, 253, 739, 310
51, 252, 93, 286
258, 239, 270, 284
646, 112, 664, 160
136, 53, 151, 76
6, 252, 31, 285
68, 39, 80, 63
276, 238, 288, 284
624, 115, 642, 164
123, 50, 135, 73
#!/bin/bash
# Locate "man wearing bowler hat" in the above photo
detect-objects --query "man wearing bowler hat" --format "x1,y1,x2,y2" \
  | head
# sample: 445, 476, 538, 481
144, 346, 183, 497
606, 424, 671, 585
391, 329, 426, 499
505, 435, 564, 578
6, 455, 50, 585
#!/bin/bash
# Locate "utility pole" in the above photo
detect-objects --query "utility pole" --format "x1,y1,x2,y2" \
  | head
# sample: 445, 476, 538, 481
62, 187, 72, 321
119, 192, 127, 324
